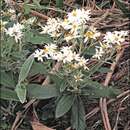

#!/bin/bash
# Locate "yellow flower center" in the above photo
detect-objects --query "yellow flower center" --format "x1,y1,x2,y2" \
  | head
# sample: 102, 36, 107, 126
72, 24, 77, 29
72, 10, 77, 17
85, 31, 94, 38
64, 19, 68, 23
74, 75, 82, 82
43, 48, 49, 53
70, 63, 79, 69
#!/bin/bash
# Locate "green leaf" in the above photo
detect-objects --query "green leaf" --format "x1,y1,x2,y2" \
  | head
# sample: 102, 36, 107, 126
32, 0, 41, 8
83, 46, 95, 56
56, 94, 75, 118
71, 96, 86, 130
29, 61, 48, 76
87, 62, 104, 77
15, 83, 27, 103
81, 79, 120, 98
97, 67, 111, 73
27, 84, 60, 99
23, 4, 31, 15
0, 71, 15, 87
25, 32, 53, 44
114, 0, 130, 18
0, 88, 19, 101
56, 0, 63, 8
50, 74, 64, 90
60, 81, 68, 92
18, 54, 34, 83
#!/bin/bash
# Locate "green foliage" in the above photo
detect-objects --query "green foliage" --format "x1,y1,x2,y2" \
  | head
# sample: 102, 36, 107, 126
97, 67, 111, 73
29, 61, 49, 75
114, 0, 130, 18
56, 94, 75, 118
15, 83, 27, 103
81, 79, 120, 98
1, 2, 125, 129
0, 88, 19, 101
56, 0, 63, 8
71, 96, 86, 130
0, 71, 16, 87
27, 84, 60, 99
18, 54, 34, 83
25, 32, 53, 44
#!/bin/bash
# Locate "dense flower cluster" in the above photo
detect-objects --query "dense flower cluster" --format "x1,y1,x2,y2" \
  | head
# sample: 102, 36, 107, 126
34, 44, 89, 70
34, 9, 128, 64
3, 8, 128, 73
40, 9, 91, 42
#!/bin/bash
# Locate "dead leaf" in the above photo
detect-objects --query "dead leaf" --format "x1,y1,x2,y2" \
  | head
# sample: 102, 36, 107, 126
31, 121, 56, 130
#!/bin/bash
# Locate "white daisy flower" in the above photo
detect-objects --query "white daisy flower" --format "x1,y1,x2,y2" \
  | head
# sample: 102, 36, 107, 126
52, 52, 64, 61
74, 74, 83, 82
76, 57, 89, 70
67, 9, 91, 24
6, 23, 24, 43
93, 46, 104, 60
61, 18, 72, 30
8, 9, 15, 14
43, 44, 57, 59
58, 46, 74, 63
34, 49, 44, 62
40, 18, 62, 37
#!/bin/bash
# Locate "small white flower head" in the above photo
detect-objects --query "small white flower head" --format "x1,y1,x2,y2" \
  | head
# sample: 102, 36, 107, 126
60, 46, 74, 63
40, 18, 62, 37
61, 18, 72, 30
6, 23, 24, 43
0, 20, 8, 32
67, 9, 91, 24
84, 27, 100, 43
93, 46, 104, 60
22, 17, 36, 25
74, 73, 84, 82
76, 56, 89, 70
103, 31, 128, 45
33, 49, 44, 62
8, 8, 15, 14
43, 44, 57, 59
52, 52, 64, 61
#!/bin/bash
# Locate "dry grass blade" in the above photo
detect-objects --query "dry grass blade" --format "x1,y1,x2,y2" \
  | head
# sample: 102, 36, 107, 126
31, 121, 56, 130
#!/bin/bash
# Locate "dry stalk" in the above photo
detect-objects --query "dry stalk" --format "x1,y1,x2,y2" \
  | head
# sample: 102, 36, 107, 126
85, 89, 130, 120
99, 48, 125, 130
113, 95, 130, 130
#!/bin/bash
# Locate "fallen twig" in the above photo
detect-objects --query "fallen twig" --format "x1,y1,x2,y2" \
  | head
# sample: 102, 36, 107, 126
10, 0, 49, 20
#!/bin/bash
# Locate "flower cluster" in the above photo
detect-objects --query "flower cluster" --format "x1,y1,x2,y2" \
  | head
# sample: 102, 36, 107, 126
34, 8, 128, 70
103, 31, 128, 45
93, 31, 128, 59
40, 9, 94, 42
34, 44, 89, 70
